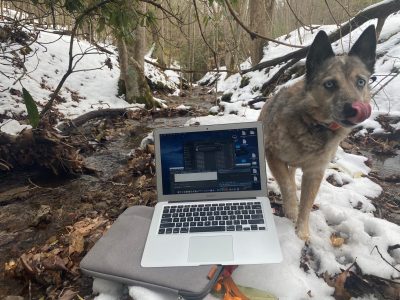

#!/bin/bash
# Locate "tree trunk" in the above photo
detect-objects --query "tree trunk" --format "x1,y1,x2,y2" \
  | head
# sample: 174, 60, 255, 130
116, 3, 155, 108
249, 0, 275, 66
117, 36, 128, 96
151, 27, 166, 67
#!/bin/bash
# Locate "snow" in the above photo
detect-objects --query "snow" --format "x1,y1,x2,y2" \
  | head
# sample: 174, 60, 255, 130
0, 119, 31, 135
0, 22, 180, 125
198, 13, 400, 129
1, 8, 400, 300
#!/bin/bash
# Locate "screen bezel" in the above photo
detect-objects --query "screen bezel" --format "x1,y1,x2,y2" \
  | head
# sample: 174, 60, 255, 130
154, 122, 267, 202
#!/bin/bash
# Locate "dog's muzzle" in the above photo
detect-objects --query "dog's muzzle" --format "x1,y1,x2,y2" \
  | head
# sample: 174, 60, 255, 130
340, 101, 372, 126
347, 101, 372, 124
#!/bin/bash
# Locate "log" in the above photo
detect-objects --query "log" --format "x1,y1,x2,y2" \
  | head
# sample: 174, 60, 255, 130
241, 0, 400, 74
57, 108, 133, 134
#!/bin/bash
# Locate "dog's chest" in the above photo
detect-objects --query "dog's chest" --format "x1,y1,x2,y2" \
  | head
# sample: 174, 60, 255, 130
264, 117, 346, 167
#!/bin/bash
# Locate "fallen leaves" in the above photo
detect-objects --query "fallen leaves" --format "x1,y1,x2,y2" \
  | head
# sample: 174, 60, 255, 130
68, 217, 108, 256
323, 260, 400, 300
4, 216, 111, 298
330, 233, 345, 248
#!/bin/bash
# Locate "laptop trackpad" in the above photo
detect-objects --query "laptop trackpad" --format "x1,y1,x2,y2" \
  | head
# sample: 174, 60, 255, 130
188, 236, 234, 263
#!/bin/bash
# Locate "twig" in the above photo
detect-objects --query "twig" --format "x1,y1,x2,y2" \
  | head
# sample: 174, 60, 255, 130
192, 0, 219, 71
28, 178, 53, 190
324, 0, 344, 53
192, 0, 220, 103
107, 181, 128, 186
39, 0, 115, 118
223, 0, 304, 49
260, 58, 300, 93
144, 58, 230, 74
388, 244, 400, 252
372, 72, 400, 97
140, 0, 182, 25
285, 0, 317, 32
371, 245, 400, 274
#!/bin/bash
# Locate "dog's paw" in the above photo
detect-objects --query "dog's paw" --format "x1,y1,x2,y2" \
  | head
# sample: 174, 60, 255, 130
284, 207, 298, 223
295, 226, 310, 242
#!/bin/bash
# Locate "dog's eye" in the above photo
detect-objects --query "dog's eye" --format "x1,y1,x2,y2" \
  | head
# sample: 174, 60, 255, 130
357, 78, 366, 87
323, 80, 336, 89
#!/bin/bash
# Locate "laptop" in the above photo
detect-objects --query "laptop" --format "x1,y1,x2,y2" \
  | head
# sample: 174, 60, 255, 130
141, 122, 282, 267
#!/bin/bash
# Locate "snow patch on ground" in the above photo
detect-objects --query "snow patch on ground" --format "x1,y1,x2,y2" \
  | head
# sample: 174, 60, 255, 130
0, 119, 31, 135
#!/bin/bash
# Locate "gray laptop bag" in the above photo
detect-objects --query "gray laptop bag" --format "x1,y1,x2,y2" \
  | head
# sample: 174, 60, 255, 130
80, 206, 223, 300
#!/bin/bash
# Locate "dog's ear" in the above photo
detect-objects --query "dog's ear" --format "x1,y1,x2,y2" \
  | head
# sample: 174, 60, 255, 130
306, 31, 335, 83
349, 25, 376, 73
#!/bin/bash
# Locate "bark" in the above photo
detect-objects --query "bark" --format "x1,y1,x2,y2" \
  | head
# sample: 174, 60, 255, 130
117, 36, 128, 96
150, 25, 166, 67
376, 16, 387, 39
249, 0, 275, 66
243, 0, 400, 74
118, 2, 155, 108
58, 108, 133, 134
224, 0, 244, 72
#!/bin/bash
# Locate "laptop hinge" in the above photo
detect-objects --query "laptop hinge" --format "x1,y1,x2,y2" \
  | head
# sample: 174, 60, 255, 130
168, 197, 259, 203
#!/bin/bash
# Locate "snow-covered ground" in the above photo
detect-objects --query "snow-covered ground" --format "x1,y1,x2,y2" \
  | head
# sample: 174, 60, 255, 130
94, 13, 400, 300
0, 23, 181, 135
200, 13, 400, 130
1, 8, 400, 300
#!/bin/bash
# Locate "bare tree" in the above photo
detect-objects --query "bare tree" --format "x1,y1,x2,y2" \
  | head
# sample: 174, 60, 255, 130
114, 1, 155, 108
249, 0, 275, 65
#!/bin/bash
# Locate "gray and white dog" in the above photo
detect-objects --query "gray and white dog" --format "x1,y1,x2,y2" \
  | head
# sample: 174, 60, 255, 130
259, 25, 377, 241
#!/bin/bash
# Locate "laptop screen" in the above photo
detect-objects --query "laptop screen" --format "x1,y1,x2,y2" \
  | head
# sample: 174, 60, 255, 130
159, 127, 262, 195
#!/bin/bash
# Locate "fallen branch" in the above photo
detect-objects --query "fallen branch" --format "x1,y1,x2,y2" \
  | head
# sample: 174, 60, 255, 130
57, 108, 136, 134
260, 58, 301, 95
144, 58, 232, 74
242, 0, 400, 74
371, 245, 400, 274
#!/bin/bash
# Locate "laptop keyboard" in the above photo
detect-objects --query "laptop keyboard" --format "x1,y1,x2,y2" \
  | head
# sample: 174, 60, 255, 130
158, 201, 266, 234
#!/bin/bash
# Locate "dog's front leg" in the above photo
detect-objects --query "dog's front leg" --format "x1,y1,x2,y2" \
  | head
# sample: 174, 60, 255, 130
296, 168, 325, 241
266, 153, 298, 222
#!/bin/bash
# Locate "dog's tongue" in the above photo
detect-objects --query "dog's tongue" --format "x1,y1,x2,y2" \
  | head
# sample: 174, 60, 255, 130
348, 101, 372, 124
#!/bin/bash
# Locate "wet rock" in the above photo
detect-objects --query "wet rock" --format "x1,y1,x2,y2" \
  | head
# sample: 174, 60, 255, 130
31, 205, 52, 227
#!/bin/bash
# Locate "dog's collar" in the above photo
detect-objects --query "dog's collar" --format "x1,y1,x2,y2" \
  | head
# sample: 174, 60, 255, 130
310, 121, 342, 132
302, 114, 342, 132
327, 122, 341, 131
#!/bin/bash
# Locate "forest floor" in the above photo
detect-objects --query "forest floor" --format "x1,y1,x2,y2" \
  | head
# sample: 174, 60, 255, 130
0, 86, 399, 299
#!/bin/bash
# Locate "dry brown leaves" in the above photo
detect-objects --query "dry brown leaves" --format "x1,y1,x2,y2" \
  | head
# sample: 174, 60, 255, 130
4, 216, 111, 298
330, 233, 345, 248
323, 260, 400, 299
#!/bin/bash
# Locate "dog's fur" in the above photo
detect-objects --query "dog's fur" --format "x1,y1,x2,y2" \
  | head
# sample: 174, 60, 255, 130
258, 25, 377, 241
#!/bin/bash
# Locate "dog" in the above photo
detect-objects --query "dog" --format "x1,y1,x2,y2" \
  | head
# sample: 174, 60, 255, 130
258, 25, 377, 241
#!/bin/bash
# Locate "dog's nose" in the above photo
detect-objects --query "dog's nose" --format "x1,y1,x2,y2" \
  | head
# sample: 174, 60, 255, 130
342, 103, 357, 118
343, 101, 371, 124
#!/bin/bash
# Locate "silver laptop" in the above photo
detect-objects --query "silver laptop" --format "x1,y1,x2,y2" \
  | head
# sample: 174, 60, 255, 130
141, 122, 282, 267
